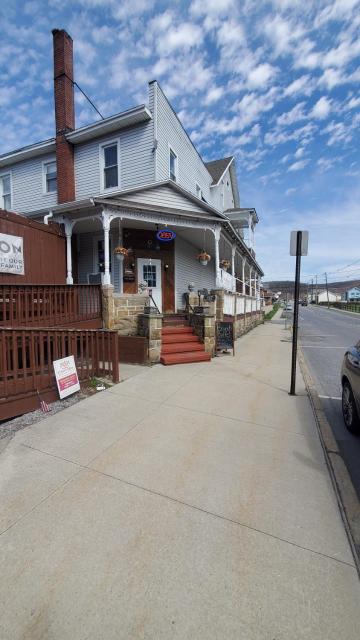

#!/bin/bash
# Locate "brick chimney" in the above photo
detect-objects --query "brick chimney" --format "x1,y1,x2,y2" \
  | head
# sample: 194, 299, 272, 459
52, 29, 75, 203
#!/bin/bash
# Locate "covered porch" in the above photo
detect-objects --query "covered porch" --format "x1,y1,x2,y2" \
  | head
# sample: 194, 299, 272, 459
55, 197, 262, 315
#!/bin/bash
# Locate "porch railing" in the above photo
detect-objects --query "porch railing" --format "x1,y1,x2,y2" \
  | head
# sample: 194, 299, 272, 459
0, 285, 102, 327
0, 328, 119, 407
223, 292, 262, 316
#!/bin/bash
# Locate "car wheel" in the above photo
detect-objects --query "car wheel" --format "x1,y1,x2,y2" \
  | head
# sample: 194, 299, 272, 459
342, 381, 360, 435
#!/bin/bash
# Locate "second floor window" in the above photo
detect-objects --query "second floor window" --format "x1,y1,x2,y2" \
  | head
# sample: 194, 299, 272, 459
0, 173, 11, 210
169, 148, 177, 181
102, 142, 119, 189
44, 161, 57, 193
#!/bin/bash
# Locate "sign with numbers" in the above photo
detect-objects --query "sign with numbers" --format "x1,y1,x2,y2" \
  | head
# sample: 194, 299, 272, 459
156, 229, 176, 242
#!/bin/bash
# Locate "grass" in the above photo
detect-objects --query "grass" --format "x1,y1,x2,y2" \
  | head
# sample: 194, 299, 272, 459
264, 303, 281, 321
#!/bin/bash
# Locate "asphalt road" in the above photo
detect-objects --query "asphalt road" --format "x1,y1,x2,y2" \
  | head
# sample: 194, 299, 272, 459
298, 305, 360, 499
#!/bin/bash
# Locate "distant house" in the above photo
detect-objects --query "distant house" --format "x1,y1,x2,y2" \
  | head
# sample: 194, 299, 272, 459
343, 287, 360, 302
317, 290, 341, 303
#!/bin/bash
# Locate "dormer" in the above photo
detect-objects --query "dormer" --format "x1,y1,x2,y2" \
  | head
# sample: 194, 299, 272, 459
205, 156, 240, 212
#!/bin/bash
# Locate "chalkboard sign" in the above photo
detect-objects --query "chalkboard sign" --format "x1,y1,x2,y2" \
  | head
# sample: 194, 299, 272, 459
216, 321, 235, 355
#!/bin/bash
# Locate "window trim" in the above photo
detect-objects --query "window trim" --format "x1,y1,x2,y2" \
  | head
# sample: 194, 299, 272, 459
0, 170, 12, 210
168, 145, 178, 182
99, 138, 121, 193
42, 160, 57, 195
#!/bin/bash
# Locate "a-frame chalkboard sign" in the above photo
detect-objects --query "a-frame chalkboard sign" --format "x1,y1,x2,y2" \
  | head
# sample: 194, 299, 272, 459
215, 321, 235, 356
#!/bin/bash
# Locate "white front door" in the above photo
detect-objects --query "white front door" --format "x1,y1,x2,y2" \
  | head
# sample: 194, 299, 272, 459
137, 258, 162, 312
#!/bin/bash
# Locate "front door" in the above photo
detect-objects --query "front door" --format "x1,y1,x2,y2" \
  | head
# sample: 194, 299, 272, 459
137, 258, 162, 312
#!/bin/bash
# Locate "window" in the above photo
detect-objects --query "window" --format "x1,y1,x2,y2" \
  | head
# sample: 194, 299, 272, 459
169, 148, 177, 181
0, 173, 11, 210
44, 161, 57, 193
101, 141, 119, 190
195, 183, 203, 199
143, 264, 157, 288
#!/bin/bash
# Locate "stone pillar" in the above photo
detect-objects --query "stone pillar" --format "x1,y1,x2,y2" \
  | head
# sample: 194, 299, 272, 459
203, 314, 215, 356
102, 285, 115, 329
211, 288, 224, 322
138, 313, 163, 363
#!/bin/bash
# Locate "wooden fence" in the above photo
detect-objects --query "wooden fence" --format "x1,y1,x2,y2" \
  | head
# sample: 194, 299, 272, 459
0, 328, 119, 420
0, 285, 102, 328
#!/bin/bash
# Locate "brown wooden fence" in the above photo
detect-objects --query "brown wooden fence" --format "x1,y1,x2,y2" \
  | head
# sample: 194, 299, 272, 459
0, 328, 119, 420
0, 285, 102, 328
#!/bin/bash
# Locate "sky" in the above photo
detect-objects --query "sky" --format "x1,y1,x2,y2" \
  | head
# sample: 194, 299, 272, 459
0, 0, 359, 286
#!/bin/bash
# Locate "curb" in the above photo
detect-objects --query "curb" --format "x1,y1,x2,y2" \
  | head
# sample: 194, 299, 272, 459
298, 346, 360, 577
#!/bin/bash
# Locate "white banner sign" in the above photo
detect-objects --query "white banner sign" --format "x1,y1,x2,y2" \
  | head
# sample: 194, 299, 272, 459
0, 233, 24, 274
53, 355, 80, 399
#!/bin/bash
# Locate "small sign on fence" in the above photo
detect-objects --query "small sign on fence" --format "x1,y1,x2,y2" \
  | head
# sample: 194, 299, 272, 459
0, 233, 24, 275
53, 355, 80, 399
215, 321, 235, 356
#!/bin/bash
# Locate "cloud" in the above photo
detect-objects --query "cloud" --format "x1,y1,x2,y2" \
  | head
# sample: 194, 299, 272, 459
288, 159, 309, 171
284, 75, 315, 97
246, 63, 277, 89
311, 96, 332, 119
277, 102, 306, 126
203, 86, 224, 105
157, 22, 203, 54
190, 0, 236, 17
285, 187, 297, 195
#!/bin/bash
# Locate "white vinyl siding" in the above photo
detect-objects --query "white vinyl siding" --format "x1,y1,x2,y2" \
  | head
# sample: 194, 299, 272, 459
124, 184, 210, 214
4, 154, 58, 213
175, 234, 216, 310
154, 83, 213, 204
75, 120, 155, 200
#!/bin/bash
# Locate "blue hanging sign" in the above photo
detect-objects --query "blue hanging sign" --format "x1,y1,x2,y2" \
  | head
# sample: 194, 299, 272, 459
156, 229, 176, 242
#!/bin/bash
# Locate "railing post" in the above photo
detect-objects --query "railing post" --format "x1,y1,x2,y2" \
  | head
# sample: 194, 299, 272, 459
112, 331, 119, 383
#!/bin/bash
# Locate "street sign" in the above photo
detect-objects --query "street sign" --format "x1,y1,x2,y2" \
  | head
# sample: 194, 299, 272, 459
53, 355, 80, 399
290, 230, 308, 256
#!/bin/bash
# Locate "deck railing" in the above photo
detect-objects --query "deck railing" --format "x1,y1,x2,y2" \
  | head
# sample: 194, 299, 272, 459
0, 285, 102, 327
0, 328, 119, 413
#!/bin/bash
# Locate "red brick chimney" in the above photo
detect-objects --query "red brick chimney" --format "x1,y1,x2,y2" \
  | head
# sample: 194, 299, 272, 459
52, 29, 75, 203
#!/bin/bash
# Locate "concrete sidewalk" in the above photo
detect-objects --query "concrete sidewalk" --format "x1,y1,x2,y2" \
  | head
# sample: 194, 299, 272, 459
1, 313, 359, 639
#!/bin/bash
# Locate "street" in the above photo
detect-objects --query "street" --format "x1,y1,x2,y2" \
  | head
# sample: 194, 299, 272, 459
299, 305, 360, 499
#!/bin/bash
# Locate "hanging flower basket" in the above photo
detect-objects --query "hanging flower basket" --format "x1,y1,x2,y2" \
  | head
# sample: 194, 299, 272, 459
220, 259, 231, 271
114, 246, 129, 260
197, 250, 211, 266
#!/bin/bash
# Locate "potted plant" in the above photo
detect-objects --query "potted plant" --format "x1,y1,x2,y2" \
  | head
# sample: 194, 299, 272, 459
114, 246, 129, 261
220, 259, 231, 271
197, 250, 211, 266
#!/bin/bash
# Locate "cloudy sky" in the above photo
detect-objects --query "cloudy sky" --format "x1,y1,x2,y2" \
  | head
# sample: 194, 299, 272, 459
1, 0, 359, 285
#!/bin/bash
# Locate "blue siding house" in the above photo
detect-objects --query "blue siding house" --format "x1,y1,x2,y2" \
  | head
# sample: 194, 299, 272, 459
0, 29, 263, 318
343, 287, 360, 302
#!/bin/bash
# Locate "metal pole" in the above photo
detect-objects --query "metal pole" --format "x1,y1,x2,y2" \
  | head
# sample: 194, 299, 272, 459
290, 231, 302, 395
325, 272, 330, 309
315, 274, 318, 305
311, 278, 313, 302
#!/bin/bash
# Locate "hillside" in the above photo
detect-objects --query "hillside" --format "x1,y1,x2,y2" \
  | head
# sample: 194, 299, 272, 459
263, 279, 360, 298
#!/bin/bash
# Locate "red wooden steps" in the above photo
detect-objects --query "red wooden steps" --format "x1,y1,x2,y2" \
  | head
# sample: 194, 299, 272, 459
160, 320, 211, 365
160, 351, 211, 365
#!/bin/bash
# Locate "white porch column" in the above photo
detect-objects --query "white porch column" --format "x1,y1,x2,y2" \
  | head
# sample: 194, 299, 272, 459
242, 258, 246, 295
214, 227, 221, 285
101, 210, 112, 286
231, 245, 236, 292
249, 266, 253, 297
64, 219, 74, 285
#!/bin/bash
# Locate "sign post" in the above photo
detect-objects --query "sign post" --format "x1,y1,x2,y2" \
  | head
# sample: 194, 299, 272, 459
289, 230, 308, 396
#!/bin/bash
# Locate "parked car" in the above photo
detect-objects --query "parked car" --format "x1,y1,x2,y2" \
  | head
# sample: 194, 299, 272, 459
341, 341, 360, 434
285, 303, 293, 311
301, 299, 308, 306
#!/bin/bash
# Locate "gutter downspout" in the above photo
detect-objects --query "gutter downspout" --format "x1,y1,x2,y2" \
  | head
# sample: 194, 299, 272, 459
44, 210, 53, 225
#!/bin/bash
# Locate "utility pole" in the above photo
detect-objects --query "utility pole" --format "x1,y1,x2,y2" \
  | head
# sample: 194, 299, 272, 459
311, 278, 314, 303
325, 272, 330, 309
315, 274, 318, 304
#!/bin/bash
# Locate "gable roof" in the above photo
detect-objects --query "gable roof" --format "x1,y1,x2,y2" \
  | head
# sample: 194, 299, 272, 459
205, 157, 234, 185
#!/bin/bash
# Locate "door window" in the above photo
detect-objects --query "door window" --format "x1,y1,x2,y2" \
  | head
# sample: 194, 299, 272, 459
143, 264, 157, 287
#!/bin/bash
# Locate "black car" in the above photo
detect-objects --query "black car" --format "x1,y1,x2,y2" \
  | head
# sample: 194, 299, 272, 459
341, 341, 360, 433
